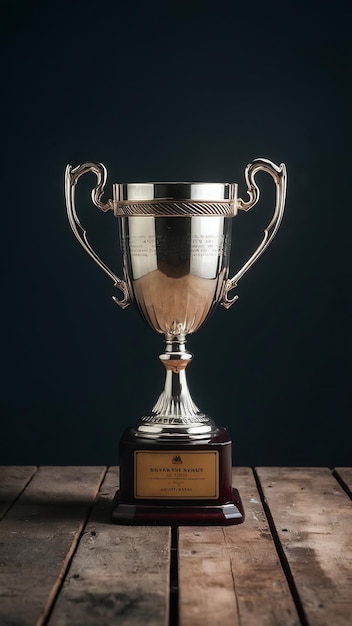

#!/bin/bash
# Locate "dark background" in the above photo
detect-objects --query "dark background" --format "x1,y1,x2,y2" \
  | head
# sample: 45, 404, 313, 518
1, 0, 351, 467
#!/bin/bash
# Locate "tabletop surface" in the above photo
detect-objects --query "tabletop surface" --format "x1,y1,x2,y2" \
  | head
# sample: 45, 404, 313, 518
0, 466, 351, 626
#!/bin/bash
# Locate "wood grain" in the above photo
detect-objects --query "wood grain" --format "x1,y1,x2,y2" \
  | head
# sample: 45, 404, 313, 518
0, 466, 106, 626
178, 467, 300, 626
0, 466, 37, 520
257, 467, 352, 626
48, 467, 171, 626
2, 466, 351, 626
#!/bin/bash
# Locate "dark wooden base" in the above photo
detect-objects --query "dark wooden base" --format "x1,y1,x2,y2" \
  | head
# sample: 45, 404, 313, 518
111, 426, 245, 525
111, 487, 244, 525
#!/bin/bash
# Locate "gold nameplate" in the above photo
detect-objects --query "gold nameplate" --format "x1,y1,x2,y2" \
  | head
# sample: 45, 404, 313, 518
134, 450, 219, 499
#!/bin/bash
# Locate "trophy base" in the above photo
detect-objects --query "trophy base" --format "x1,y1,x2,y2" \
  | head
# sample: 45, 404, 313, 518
111, 426, 244, 526
111, 487, 244, 525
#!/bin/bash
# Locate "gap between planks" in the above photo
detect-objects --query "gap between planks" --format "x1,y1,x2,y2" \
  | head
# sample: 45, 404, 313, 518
333, 467, 352, 499
47, 467, 171, 626
256, 467, 352, 626
0, 465, 37, 520
178, 467, 300, 626
0, 466, 107, 626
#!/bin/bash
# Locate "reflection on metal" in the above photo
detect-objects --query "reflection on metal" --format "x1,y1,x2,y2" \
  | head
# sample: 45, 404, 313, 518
65, 158, 287, 437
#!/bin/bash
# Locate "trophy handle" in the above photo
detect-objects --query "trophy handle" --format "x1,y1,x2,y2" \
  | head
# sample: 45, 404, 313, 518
222, 158, 287, 309
65, 162, 131, 309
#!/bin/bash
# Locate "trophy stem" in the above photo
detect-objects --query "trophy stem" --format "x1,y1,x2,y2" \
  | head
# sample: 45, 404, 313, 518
115, 334, 244, 524
135, 336, 217, 439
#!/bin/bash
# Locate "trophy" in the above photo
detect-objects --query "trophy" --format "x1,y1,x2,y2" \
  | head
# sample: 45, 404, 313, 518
65, 158, 287, 525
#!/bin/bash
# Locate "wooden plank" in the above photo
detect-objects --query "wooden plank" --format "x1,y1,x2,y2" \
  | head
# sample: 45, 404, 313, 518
48, 467, 171, 626
0, 466, 37, 520
0, 466, 106, 626
256, 467, 352, 626
178, 467, 300, 626
335, 467, 352, 495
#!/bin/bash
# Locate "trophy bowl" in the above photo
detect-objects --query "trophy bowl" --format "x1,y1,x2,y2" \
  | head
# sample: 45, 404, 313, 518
65, 159, 287, 525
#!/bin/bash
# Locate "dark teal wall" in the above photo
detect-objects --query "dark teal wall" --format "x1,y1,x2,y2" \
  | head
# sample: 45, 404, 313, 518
2, 0, 351, 466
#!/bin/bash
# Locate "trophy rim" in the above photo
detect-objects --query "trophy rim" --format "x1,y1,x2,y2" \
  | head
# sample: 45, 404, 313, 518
114, 182, 237, 203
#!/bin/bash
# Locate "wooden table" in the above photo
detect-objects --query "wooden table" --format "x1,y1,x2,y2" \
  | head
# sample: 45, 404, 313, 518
0, 466, 351, 626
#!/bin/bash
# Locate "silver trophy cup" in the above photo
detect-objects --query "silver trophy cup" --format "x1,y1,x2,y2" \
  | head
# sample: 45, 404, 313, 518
65, 158, 287, 525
